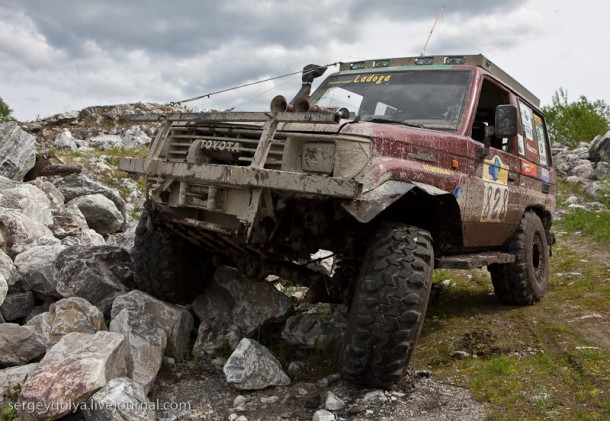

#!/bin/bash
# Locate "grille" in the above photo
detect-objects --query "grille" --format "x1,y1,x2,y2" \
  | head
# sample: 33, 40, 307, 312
165, 125, 287, 170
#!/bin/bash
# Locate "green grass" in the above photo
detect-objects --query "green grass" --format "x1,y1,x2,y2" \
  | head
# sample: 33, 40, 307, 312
559, 209, 610, 244
415, 234, 610, 420
55, 146, 148, 209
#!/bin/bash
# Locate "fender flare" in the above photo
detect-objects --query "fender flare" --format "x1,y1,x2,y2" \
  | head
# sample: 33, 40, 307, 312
341, 180, 452, 223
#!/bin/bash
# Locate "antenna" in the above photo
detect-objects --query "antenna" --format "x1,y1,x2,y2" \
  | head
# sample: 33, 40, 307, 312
420, 5, 445, 56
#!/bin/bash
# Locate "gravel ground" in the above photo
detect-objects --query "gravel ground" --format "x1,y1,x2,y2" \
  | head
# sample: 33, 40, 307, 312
150, 359, 488, 421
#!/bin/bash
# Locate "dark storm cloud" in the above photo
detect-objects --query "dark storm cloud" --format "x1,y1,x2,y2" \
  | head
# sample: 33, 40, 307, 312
9, 0, 528, 60
0, 0, 534, 120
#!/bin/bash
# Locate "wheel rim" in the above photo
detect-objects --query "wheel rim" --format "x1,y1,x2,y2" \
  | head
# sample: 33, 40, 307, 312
532, 232, 546, 284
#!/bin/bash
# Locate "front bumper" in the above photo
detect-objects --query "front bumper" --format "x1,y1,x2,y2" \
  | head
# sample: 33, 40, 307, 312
119, 158, 362, 199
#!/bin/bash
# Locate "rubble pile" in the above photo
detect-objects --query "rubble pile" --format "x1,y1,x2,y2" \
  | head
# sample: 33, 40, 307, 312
7, 106, 609, 419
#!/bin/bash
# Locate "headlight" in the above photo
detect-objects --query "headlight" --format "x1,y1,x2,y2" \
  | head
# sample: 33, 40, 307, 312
302, 143, 335, 174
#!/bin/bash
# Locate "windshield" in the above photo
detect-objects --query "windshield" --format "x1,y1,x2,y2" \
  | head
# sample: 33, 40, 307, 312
309, 70, 470, 130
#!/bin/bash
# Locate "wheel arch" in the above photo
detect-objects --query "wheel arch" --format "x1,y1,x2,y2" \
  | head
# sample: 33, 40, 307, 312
342, 181, 464, 255
525, 205, 553, 233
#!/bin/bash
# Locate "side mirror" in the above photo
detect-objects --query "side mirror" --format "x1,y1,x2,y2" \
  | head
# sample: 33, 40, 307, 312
495, 104, 518, 138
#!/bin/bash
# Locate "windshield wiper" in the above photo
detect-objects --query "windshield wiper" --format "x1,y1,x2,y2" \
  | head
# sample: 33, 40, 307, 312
360, 116, 426, 129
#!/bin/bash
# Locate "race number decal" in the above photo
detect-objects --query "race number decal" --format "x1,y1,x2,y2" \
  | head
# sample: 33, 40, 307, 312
481, 156, 510, 222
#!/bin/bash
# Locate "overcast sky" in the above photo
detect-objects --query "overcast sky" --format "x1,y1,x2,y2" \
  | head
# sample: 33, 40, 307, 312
0, 0, 608, 121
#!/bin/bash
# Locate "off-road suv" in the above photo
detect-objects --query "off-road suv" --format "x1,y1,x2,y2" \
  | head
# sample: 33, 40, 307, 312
119, 54, 555, 388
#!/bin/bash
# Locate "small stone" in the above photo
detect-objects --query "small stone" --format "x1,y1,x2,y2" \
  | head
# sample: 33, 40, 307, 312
312, 409, 336, 421
450, 350, 471, 359
324, 391, 345, 411
260, 395, 280, 404
363, 390, 386, 402
288, 361, 306, 375
223, 338, 290, 390
233, 395, 247, 408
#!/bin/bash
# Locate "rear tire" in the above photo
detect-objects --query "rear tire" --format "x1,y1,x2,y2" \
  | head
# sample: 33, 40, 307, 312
341, 222, 433, 389
489, 211, 549, 305
131, 212, 209, 303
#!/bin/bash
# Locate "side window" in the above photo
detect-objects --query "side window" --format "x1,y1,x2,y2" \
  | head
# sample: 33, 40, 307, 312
533, 114, 549, 167
471, 79, 511, 151
517, 100, 549, 165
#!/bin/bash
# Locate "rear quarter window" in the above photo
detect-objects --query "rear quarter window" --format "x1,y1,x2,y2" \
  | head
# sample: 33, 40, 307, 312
517, 100, 549, 167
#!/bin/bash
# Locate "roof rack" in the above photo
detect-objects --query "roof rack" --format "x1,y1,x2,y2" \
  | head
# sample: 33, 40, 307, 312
339, 54, 540, 108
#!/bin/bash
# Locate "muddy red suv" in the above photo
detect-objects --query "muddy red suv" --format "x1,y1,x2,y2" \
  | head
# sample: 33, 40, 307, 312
120, 54, 555, 388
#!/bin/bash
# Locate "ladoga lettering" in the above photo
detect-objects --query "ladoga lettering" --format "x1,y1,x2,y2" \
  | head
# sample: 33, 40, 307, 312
353, 74, 391, 84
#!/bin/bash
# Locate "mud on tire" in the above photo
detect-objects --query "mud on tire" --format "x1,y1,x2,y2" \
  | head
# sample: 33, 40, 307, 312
489, 211, 549, 305
132, 212, 209, 303
341, 222, 433, 389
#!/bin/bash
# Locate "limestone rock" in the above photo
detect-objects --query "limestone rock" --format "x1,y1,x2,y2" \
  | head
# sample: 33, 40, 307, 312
313, 409, 336, 421
0, 180, 53, 226
87, 134, 123, 150
24, 312, 53, 346
49, 204, 89, 239
111, 290, 193, 361
282, 314, 345, 349
122, 127, 151, 148
106, 222, 137, 252
193, 266, 293, 337
193, 320, 240, 356
53, 174, 127, 226
17, 331, 128, 420
0, 291, 35, 321
594, 161, 610, 179
83, 377, 156, 420
0, 122, 37, 181
0, 363, 38, 403
0, 210, 59, 257
109, 309, 167, 394
569, 162, 595, 180
14, 245, 66, 296
0, 274, 6, 308
27, 179, 65, 210
588, 130, 610, 163
61, 228, 106, 247
0, 250, 19, 287
0, 323, 46, 367
223, 338, 290, 390
73, 194, 124, 235
40, 297, 107, 347
324, 391, 346, 411
55, 246, 133, 314
55, 129, 79, 151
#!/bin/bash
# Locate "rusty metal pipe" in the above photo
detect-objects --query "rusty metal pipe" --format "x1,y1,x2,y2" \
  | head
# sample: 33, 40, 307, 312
270, 95, 294, 113
292, 96, 348, 119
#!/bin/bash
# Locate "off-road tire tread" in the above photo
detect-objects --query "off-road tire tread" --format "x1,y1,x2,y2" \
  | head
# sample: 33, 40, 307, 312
341, 222, 433, 389
489, 211, 549, 305
131, 213, 206, 303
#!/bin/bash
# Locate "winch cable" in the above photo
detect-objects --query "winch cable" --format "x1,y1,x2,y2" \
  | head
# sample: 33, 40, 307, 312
168, 62, 339, 107
224, 72, 302, 111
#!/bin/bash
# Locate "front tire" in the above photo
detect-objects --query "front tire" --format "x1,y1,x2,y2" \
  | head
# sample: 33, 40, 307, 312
131, 212, 209, 303
341, 223, 433, 389
489, 211, 549, 305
